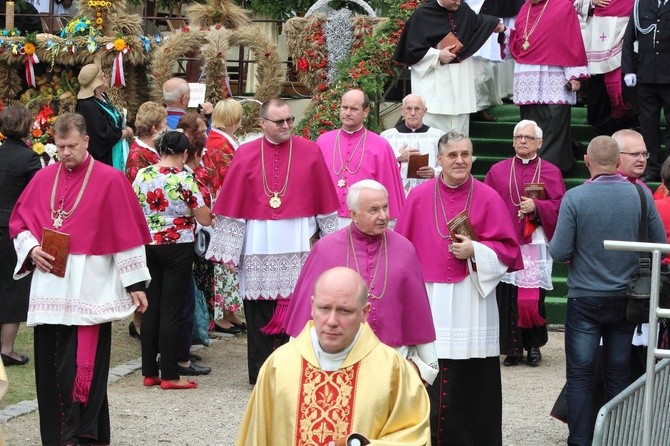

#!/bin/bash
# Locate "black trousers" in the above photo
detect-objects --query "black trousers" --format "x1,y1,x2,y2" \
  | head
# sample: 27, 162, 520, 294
496, 282, 548, 356
520, 103, 575, 173
429, 357, 502, 446
142, 243, 194, 380
35, 323, 112, 446
177, 274, 196, 362
243, 299, 288, 384
637, 82, 670, 177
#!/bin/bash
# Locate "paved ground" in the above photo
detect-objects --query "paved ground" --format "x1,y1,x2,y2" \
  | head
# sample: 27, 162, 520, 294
0, 329, 569, 445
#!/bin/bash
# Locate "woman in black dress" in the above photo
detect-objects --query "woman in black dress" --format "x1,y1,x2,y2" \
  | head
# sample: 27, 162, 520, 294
75, 63, 133, 170
0, 106, 41, 366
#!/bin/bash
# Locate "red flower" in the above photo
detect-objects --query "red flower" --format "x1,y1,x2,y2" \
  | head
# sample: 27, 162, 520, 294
297, 58, 309, 72
181, 26, 190, 33
147, 189, 169, 212
153, 227, 181, 244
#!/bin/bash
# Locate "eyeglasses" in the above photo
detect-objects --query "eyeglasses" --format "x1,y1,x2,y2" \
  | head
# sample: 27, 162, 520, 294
513, 134, 538, 141
261, 116, 295, 126
620, 151, 650, 159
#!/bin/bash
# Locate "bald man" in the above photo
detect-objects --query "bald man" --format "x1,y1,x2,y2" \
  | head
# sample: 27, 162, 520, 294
381, 94, 445, 194
237, 267, 430, 446
162, 77, 212, 129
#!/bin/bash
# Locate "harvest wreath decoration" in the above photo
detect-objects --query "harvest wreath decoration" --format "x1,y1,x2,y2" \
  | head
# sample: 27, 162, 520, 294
295, 0, 420, 140
285, 0, 385, 96
150, 0, 286, 134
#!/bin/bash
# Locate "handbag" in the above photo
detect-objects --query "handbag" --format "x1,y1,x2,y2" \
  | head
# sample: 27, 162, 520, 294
626, 184, 670, 323
194, 226, 212, 258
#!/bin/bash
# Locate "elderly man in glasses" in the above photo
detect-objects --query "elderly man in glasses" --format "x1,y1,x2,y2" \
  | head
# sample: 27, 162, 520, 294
484, 119, 566, 368
206, 98, 339, 384
316, 88, 406, 228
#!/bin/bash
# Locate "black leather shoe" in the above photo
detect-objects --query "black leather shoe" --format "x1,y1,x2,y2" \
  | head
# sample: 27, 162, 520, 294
1, 353, 29, 366
214, 323, 242, 334
470, 109, 498, 122
177, 363, 212, 376
527, 347, 542, 366
503, 355, 522, 366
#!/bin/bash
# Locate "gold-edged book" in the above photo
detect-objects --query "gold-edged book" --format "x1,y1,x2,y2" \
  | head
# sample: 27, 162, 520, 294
41, 228, 70, 278
523, 183, 546, 200
407, 153, 429, 178
447, 210, 478, 242
436, 32, 464, 54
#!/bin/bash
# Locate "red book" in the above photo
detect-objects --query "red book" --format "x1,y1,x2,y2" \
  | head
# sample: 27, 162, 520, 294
41, 228, 70, 278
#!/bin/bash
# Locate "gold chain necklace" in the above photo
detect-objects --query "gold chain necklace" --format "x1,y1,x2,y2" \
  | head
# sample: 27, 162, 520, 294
434, 174, 474, 251
261, 138, 293, 209
346, 226, 388, 300
509, 157, 542, 220
332, 129, 368, 188
522, 0, 550, 51
50, 159, 95, 229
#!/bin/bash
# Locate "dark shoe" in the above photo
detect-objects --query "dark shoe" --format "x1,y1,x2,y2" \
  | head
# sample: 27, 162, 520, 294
231, 321, 247, 331
189, 353, 202, 362
213, 323, 242, 335
503, 355, 522, 366
177, 363, 212, 376
128, 321, 140, 339
527, 347, 542, 366
1, 353, 29, 366
471, 109, 498, 122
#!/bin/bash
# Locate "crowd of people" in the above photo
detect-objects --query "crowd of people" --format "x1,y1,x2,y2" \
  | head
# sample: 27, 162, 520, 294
2, 0, 670, 444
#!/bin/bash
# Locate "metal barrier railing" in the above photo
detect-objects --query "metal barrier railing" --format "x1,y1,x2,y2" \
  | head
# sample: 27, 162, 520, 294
592, 358, 670, 445
594, 240, 670, 446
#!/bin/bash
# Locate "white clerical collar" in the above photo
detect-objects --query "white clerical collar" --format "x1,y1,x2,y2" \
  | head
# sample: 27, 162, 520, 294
516, 154, 538, 165
441, 174, 469, 189
310, 325, 361, 371
342, 125, 365, 135
264, 135, 284, 145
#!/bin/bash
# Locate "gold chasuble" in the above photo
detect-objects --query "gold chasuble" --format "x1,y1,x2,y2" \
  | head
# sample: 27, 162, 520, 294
236, 322, 430, 446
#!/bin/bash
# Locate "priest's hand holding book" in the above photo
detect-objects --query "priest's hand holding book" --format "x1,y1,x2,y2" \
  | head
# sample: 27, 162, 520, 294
450, 234, 475, 260
396, 144, 419, 163
519, 196, 537, 216
28, 245, 55, 274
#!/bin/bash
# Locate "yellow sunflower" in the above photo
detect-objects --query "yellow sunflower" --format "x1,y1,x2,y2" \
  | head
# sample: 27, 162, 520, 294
24, 43, 36, 55
113, 38, 126, 52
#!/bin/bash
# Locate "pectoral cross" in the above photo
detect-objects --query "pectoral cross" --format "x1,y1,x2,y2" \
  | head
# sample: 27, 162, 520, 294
600, 32, 607, 42
518, 209, 524, 221
337, 177, 346, 188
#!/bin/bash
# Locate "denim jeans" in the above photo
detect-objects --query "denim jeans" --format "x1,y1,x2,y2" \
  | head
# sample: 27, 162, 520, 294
565, 296, 635, 446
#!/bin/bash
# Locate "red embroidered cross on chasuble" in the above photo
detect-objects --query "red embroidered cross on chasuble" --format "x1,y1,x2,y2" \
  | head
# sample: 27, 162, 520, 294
295, 360, 360, 445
